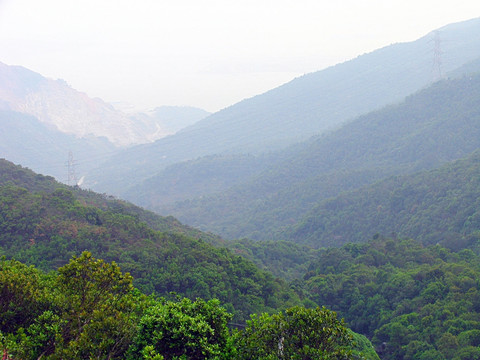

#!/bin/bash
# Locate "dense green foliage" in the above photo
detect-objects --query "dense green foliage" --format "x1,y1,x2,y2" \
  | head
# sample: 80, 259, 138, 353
0, 160, 300, 321
289, 151, 480, 248
0, 254, 373, 360
127, 297, 232, 360
151, 73, 480, 241
0, 158, 224, 245
234, 306, 357, 359
0, 253, 140, 359
301, 236, 480, 359
225, 239, 321, 281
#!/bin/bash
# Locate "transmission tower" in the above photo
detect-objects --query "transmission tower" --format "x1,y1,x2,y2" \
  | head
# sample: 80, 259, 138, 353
66, 151, 78, 186
432, 30, 443, 82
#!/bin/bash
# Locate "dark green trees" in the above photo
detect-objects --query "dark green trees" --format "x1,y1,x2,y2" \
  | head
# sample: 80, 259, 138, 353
128, 297, 232, 360
1, 254, 374, 359
234, 306, 355, 360
303, 237, 480, 359
53, 252, 138, 359
0, 258, 50, 342
0, 252, 139, 359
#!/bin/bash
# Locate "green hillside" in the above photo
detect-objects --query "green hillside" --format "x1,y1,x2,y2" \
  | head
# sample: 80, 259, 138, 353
224, 239, 322, 281
7, 148, 480, 360
156, 73, 480, 240
288, 150, 480, 249
301, 236, 480, 360
0, 160, 300, 321
0, 158, 224, 245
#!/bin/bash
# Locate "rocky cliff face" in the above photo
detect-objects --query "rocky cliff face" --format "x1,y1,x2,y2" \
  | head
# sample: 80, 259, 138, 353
0, 62, 169, 147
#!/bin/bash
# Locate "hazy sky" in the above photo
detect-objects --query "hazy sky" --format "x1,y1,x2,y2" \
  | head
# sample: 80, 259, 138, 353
0, 1, 479, 112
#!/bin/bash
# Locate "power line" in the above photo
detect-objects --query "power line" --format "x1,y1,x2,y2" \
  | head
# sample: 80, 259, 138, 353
66, 150, 78, 186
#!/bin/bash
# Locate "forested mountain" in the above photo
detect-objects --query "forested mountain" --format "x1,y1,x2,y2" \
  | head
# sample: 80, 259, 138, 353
0, 159, 383, 359
0, 159, 224, 244
0, 159, 300, 321
301, 236, 480, 360
288, 150, 480, 249
147, 73, 480, 240
4, 158, 480, 359
86, 17, 480, 195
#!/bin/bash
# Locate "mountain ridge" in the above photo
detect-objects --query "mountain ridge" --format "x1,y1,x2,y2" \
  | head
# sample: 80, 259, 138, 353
152, 73, 480, 240
86, 17, 480, 195
0, 61, 144, 146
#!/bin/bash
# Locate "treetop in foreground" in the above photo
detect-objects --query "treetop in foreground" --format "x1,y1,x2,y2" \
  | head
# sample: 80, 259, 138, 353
0, 253, 374, 359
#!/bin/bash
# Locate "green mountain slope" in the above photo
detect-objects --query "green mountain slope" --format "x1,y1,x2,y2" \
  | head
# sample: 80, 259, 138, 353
301, 236, 480, 360
155, 73, 480, 240
289, 150, 480, 249
0, 159, 300, 321
86, 17, 480, 196
0, 158, 224, 245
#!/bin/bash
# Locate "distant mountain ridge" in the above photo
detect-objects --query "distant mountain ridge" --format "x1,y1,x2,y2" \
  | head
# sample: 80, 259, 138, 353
152, 73, 480, 240
86, 17, 480, 194
146, 106, 211, 134
0, 109, 117, 181
0, 62, 209, 147
0, 62, 139, 146
0, 62, 212, 182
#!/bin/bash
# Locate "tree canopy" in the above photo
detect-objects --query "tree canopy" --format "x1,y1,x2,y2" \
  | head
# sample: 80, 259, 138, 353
0, 253, 374, 360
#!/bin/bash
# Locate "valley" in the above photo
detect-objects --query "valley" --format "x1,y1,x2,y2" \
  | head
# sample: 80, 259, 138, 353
2, 16, 480, 360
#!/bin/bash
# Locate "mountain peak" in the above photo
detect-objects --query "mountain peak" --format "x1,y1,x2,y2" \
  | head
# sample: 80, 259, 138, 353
0, 62, 194, 147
